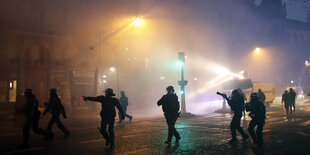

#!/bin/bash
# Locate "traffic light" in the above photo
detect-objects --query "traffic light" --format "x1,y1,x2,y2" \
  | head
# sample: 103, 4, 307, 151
178, 52, 185, 65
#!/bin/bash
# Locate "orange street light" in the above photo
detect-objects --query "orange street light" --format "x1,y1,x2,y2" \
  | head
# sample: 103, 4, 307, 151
305, 60, 310, 67
110, 67, 116, 72
131, 17, 144, 27
255, 47, 261, 54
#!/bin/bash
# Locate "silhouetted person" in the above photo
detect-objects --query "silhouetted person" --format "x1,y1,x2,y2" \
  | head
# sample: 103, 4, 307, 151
118, 91, 132, 123
83, 88, 125, 148
281, 90, 289, 115
157, 86, 181, 145
238, 88, 247, 117
257, 89, 266, 104
43, 88, 70, 141
20, 89, 47, 149
287, 88, 296, 114
217, 90, 249, 143
245, 93, 266, 147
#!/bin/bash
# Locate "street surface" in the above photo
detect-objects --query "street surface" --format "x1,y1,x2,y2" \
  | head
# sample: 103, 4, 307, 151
1, 99, 310, 155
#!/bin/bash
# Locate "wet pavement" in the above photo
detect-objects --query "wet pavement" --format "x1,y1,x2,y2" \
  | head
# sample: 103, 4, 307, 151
1, 101, 310, 154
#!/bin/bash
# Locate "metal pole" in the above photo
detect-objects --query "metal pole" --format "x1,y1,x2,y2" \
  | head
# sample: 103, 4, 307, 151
181, 65, 186, 113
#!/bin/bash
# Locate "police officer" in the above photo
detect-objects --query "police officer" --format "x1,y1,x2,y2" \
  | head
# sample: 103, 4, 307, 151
257, 89, 266, 104
281, 90, 289, 115
245, 93, 266, 147
20, 89, 47, 149
118, 91, 133, 123
83, 88, 125, 147
217, 90, 249, 143
288, 88, 296, 114
157, 86, 181, 145
43, 88, 70, 141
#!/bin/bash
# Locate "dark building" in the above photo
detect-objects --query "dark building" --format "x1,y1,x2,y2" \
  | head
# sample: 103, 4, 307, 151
0, 0, 309, 108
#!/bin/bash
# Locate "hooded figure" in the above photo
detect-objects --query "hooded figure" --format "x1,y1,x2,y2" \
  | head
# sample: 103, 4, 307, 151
245, 93, 266, 147
157, 86, 181, 145
83, 88, 125, 148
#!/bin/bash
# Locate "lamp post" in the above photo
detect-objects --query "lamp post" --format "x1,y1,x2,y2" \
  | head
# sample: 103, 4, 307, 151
177, 52, 188, 113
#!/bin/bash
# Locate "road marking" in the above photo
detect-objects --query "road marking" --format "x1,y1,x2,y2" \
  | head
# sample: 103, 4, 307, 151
1, 147, 45, 154
80, 139, 105, 144
297, 131, 309, 136
121, 135, 137, 138
299, 120, 310, 126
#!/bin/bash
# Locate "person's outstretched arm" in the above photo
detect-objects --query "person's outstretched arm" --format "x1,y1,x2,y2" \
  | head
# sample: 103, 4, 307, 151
83, 96, 103, 102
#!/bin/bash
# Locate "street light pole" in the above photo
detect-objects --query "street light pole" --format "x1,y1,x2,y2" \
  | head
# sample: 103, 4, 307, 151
177, 52, 188, 113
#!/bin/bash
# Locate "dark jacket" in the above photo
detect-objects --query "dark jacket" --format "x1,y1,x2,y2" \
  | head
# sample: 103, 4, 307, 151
24, 94, 39, 117
226, 94, 244, 114
245, 100, 266, 120
84, 96, 124, 119
282, 93, 289, 105
44, 95, 66, 117
157, 94, 180, 114
287, 91, 296, 104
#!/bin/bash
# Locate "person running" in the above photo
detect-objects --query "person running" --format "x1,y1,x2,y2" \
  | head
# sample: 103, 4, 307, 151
157, 86, 181, 145
83, 88, 125, 148
217, 90, 249, 143
118, 91, 133, 123
43, 88, 70, 141
20, 89, 47, 149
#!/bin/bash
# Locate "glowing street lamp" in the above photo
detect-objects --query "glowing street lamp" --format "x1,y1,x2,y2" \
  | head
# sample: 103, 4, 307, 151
255, 47, 261, 54
110, 67, 116, 72
305, 60, 310, 67
131, 17, 144, 27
